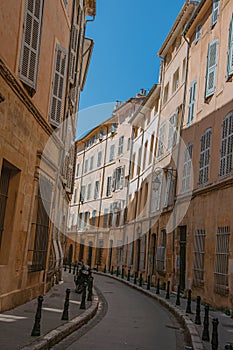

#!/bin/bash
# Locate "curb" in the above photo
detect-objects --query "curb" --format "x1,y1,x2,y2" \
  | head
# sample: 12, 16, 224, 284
96, 272, 204, 350
20, 289, 99, 350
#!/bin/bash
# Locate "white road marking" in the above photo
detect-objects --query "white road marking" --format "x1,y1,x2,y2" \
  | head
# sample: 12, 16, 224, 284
69, 300, 81, 305
42, 307, 63, 313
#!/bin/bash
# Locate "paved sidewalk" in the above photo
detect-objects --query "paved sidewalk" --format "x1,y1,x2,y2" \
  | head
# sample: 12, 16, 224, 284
0, 271, 99, 350
97, 271, 233, 350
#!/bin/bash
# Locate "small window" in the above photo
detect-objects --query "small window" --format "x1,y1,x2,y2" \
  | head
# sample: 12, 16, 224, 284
172, 68, 179, 93
194, 24, 201, 44
212, 0, 220, 26
97, 151, 102, 167
205, 40, 218, 98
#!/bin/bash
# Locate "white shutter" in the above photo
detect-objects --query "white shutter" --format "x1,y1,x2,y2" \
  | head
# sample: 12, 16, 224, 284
220, 113, 233, 176
212, 0, 220, 26
188, 80, 196, 125
205, 40, 218, 98
227, 14, 233, 77
49, 44, 67, 127
19, 0, 44, 89
198, 129, 212, 185
112, 169, 116, 191
119, 166, 125, 189
164, 169, 172, 208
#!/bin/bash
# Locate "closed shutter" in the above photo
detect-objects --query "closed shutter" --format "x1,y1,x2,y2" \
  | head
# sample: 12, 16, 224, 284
164, 169, 172, 208
188, 80, 196, 124
119, 166, 125, 189
65, 143, 75, 193
19, 0, 44, 89
49, 44, 67, 127
69, 24, 79, 83
227, 14, 233, 77
220, 112, 233, 176
198, 129, 212, 185
212, 0, 220, 26
205, 40, 218, 98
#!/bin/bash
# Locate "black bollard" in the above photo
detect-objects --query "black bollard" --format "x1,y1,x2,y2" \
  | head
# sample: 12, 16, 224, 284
80, 284, 87, 309
96, 264, 99, 272
186, 289, 192, 314
156, 278, 160, 294
111, 266, 114, 275
195, 296, 201, 325
139, 273, 143, 287
202, 304, 210, 341
134, 272, 137, 285
211, 318, 219, 350
127, 269, 130, 281
121, 267, 125, 279
73, 264, 76, 275
116, 266, 119, 277
87, 276, 93, 301
69, 264, 72, 273
31, 295, 43, 336
61, 288, 70, 320
176, 285, 181, 306
104, 264, 106, 273
166, 280, 170, 299
147, 275, 151, 290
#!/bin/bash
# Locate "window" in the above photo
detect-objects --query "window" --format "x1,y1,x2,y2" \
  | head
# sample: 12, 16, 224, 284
198, 129, 212, 185
182, 58, 186, 82
79, 239, 84, 261
84, 159, 88, 173
205, 40, 218, 98
157, 123, 165, 157
181, 143, 193, 193
99, 130, 104, 141
73, 188, 77, 203
172, 68, 179, 93
188, 80, 197, 125
97, 151, 102, 167
167, 111, 178, 150
227, 14, 233, 78
220, 112, 233, 177
112, 166, 125, 191
19, 0, 44, 90
87, 183, 91, 200
108, 204, 113, 227
130, 153, 135, 180
103, 209, 109, 228
143, 141, 148, 170
91, 210, 97, 227
96, 239, 104, 265
94, 181, 99, 199
212, 0, 220, 26
214, 226, 230, 295
163, 169, 172, 208
49, 44, 67, 126
118, 136, 124, 155
106, 176, 112, 196
194, 24, 201, 44
127, 137, 131, 151
149, 134, 155, 164
80, 185, 85, 202
109, 145, 115, 162
69, 23, 79, 83
193, 229, 205, 287
151, 173, 163, 212
89, 156, 94, 171
30, 176, 52, 271
163, 83, 169, 104
76, 163, 79, 177
111, 123, 117, 134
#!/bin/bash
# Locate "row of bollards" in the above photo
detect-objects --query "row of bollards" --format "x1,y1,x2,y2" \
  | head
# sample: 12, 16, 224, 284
31, 274, 94, 337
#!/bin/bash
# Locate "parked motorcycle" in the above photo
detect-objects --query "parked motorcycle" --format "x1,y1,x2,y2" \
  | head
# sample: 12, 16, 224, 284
74, 264, 92, 293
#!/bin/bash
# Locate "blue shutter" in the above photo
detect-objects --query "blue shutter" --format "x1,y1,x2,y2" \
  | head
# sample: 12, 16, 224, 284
205, 40, 218, 98
212, 0, 220, 26
188, 80, 197, 124
227, 14, 233, 77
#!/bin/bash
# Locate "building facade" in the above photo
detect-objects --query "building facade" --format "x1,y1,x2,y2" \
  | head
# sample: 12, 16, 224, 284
0, 0, 96, 311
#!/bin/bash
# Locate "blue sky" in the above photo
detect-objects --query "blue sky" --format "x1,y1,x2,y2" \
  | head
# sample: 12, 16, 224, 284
77, 0, 185, 138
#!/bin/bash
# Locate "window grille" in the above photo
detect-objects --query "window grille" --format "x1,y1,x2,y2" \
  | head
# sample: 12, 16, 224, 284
214, 226, 230, 295
198, 129, 212, 185
193, 229, 205, 287
220, 112, 233, 177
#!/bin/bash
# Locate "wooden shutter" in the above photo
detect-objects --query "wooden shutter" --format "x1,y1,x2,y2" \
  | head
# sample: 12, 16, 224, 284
69, 24, 79, 83
212, 0, 220, 26
119, 165, 125, 189
49, 44, 67, 127
220, 113, 233, 176
205, 40, 218, 98
188, 80, 196, 124
198, 129, 212, 185
19, 0, 44, 89
227, 14, 233, 77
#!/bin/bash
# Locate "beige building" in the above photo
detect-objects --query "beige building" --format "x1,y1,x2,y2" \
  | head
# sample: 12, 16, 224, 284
0, 0, 95, 311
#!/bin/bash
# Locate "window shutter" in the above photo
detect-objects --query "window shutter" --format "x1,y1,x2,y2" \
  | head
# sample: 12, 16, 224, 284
220, 113, 233, 176
227, 14, 233, 77
188, 81, 196, 125
198, 129, 212, 185
69, 24, 79, 83
49, 44, 67, 127
205, 40, 218, 98
112, 169, 116, 191
212, 0, 220, 26
164, 170, 172, 208
19, 0, 44, 89
120, 165, 125, 189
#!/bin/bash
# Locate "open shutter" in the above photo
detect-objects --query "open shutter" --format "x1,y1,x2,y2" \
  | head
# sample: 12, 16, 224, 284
19, 0, 44, 89
66, 143, 75, 193
212, 0, 220, 26
69, 24, 79, 83
164, 169, 172, 208
188, 80, 196, 124
49, 44, 67, 127
112, 169, 116, 191
119, 166, 125, 189
205, 40, 218, 98
227, 14, 233, 77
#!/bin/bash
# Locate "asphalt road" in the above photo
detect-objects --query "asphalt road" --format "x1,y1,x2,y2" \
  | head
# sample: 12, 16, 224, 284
53, 274, 187, 350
